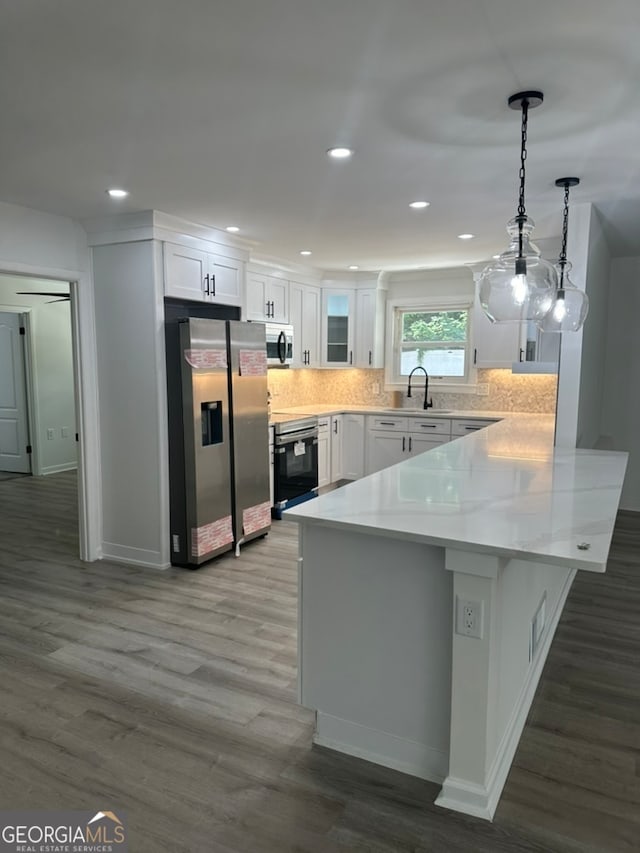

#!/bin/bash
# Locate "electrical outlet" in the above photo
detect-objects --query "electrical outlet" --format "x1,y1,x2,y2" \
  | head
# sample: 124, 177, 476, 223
61, 427, 69, 438
456, 597, 483, 639
46, 428, 55, 440
477, 383, 489, 396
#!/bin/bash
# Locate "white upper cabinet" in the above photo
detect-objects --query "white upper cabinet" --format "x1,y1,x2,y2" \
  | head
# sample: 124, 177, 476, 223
246, 271, 288, 323
321, 288, 356, 367
355, 288, 384, 368
164, 243, 244, 307
471, 289, 524, 369
289, 281, 320, 368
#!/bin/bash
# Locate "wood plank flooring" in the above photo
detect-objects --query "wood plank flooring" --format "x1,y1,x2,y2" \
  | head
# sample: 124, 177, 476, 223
0, 472, 638, 851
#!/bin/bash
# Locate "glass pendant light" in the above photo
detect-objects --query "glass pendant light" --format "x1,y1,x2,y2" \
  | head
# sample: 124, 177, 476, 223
537, 178, 589, 333
479, 91, 557, 323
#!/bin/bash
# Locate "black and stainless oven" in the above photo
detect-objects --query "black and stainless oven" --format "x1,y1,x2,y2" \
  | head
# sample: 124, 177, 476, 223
272, 416, 318, 517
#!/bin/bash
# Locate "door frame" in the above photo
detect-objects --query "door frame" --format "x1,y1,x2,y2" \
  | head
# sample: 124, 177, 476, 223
0, 265, 100, 563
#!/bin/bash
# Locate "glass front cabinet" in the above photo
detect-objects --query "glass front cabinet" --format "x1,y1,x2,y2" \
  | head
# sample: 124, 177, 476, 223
321, 289, 356, 367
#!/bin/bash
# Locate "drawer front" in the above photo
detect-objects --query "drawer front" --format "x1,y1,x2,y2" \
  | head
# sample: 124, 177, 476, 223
368, 416, 408, 432
451, 418, 497, 436
408, 417, 451, 436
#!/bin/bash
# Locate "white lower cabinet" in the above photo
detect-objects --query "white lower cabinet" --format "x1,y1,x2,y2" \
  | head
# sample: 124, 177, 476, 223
365, 416, 451, 474
317, 418, 331, 488
342, 414, 365, 480
330, 415, 344, 482
367, 431, 406, 473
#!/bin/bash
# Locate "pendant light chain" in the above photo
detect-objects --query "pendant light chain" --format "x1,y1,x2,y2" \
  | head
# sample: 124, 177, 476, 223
558, 182, 570, 288
516, 98, 529, 261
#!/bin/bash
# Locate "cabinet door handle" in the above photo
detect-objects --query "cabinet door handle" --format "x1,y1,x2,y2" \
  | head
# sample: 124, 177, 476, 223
203, 274, 210, 295
409, 436, 412, 452
270, 300, 275, 317
211, 274, 216, 296
420, 424, 437, 429
368, 350, 372, 365
379, 421, 397, 426
473, 348, 477, 365
519, 348, 524, 362
334, 420, 338, 434
464, 426, 481, 431
402, 436, 406, 452
349, 350, 353, 365
266, 301, 270, 317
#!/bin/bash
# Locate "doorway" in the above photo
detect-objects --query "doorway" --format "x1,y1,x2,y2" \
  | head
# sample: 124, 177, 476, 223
0, 275, 77, 539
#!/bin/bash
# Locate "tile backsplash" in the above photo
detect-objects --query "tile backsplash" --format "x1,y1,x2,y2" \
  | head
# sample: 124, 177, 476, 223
268, 368, 557, 413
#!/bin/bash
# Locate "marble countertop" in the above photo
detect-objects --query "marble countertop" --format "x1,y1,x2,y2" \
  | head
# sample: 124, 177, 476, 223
272, 404, 502, 420
285, 411, 628, 573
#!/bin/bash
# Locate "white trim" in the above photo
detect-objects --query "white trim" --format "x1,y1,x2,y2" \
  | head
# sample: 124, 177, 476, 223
20, 311, 40, 476
101, 541, 170, 570
435, 568, 576, 821
314, 710, 448, 784
41, 461, 78, 476
152, 242, 172, 568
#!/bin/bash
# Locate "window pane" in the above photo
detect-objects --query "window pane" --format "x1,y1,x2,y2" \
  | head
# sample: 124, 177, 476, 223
401, 310, 467, 343
400, 347, 466, 377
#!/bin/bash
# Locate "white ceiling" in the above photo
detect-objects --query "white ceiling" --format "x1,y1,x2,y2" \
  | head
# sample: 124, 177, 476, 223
1, 0, 639, 271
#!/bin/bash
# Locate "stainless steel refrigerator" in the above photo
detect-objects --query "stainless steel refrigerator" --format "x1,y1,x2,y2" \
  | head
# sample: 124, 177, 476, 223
166, 317, 271, 568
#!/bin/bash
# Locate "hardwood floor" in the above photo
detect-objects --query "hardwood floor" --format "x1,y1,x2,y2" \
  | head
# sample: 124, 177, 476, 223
0, 472, 638, 851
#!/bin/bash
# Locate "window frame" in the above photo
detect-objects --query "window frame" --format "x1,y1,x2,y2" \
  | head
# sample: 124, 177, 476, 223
385, 296, 475, 391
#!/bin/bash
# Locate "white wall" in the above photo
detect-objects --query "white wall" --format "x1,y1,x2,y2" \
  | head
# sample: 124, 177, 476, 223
601, 257, 640, 511
0, 278, 77, 474
555, 203, 611, 448
92, 241, 169, 569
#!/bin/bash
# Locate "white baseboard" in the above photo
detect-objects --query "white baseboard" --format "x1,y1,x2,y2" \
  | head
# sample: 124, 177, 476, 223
314, 710, 448, 784
101, 541, 170, 571
41, 462, 78, 476
436, 568, 576, 821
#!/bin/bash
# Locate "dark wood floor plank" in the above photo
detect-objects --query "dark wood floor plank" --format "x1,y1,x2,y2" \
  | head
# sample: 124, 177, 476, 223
0, 471, 639, 851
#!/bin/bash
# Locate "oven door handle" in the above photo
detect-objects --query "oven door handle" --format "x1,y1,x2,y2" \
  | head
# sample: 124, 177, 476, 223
275, 428, 318, 445
277, 330, 286, 363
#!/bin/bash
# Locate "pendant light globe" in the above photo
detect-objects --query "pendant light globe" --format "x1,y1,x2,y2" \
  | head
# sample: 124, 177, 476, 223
537, 262, 589, 332
479, 215, 557, 323
479, 90, 557, 324
537, 178, 589, 333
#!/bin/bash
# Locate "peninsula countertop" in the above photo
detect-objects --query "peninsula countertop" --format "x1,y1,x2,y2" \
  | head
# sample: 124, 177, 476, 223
284, 411, 628, 573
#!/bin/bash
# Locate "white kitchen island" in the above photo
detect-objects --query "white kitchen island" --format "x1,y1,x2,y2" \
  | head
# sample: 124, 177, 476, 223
285, 413, 628, 820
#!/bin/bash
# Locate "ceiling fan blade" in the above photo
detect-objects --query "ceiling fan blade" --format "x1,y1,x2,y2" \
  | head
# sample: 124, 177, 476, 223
16, 291, 70, 298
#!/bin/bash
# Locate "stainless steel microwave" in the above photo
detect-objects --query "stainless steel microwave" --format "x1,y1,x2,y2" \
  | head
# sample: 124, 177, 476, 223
265, 323, 294, 366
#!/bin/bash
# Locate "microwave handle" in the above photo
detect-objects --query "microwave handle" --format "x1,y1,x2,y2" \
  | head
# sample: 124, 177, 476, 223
277, 330, 286, 364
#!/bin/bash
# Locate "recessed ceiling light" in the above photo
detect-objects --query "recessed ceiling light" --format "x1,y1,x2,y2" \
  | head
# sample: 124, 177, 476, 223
107, 188, 128, 199
348, 265, 359, 270
409, 201, 430, 209
327, 147, 353, 159
458, 233, 475, 240
226, 226, 240, 233
300, 250, 312, 256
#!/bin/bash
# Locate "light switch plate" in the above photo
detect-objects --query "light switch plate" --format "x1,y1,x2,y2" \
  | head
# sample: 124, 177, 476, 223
477, 383, 489, 396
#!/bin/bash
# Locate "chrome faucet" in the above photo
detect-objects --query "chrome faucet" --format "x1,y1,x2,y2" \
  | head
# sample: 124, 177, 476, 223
407, 366, 433, 410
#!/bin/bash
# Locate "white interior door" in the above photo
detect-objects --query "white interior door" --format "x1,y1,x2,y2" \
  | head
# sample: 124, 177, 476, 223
0, 312, 31, 473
